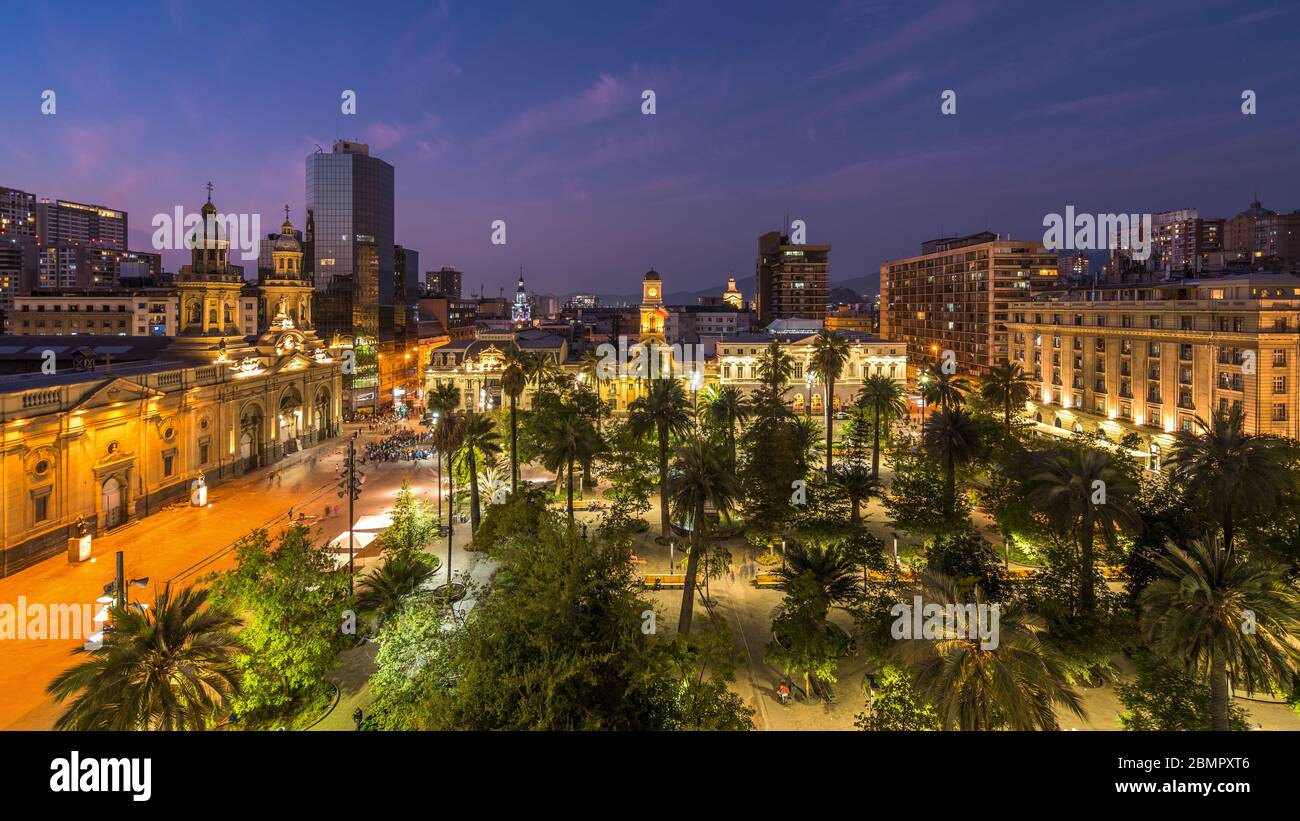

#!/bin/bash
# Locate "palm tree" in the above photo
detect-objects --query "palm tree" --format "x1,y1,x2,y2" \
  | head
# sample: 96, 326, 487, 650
628, 379, 694, 540
834, 461, 880, 524
524, 351, 561, 400
501, 354, 527, 493
1167, 406, 1296, 556
756, 340, 795, 395
895, 571, 1086, 731
47, 585, 242, 730
668, 437, 738, 635
922, 406, 982, 519
1026, 445, 1137, 612
427, 382, 461, 522
432, 413, 465, 597
459, 410, 502, 537
1140, 535, 1300, 731
857, 373, 908, 478
356, 552, 437, 624
701, 383, 749, 462
981, 361, 1033, 431
919, 362, 970, 412
809, 330, 852, 477
536, 405, 600, 523
774, 540, 862, 604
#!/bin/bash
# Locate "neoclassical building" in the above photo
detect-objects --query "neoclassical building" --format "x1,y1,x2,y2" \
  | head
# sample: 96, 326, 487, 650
0, 193, 342, 576
424, 268, 907, 416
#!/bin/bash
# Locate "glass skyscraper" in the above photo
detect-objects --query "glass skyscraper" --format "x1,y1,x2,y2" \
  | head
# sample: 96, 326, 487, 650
306, 140, 395, 410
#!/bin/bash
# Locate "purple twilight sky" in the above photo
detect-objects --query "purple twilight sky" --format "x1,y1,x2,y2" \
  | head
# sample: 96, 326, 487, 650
3, 0, 1298, 297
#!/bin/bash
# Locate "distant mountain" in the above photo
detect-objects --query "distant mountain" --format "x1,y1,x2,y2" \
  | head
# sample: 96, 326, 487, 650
594, 271, 880, 307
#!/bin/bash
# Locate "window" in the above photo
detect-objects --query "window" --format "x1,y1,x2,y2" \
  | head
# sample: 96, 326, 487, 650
163, 451, 176, 478
1273, 376, 1287, 394
1180, 316, 1193, 330
33, 490, 51, 524
1148, 342, 1160, 358
199, 441, 211, 465
1274, 349, 1288, 367
1273, 404, 1289, 422
1095, 338, 1107, 352
1179, 344, 1192, 361
1178, 388, 1193, 409
1149, 315, 1162, 329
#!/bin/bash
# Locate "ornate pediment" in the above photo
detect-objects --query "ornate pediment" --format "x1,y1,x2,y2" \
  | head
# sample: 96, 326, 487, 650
68, 377, 163, 413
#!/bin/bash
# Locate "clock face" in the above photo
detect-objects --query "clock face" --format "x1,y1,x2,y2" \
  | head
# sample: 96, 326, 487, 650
648, 287, 657, 297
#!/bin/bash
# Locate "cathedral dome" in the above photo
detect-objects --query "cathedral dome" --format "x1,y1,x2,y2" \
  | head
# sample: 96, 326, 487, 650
644, 268, 660, 281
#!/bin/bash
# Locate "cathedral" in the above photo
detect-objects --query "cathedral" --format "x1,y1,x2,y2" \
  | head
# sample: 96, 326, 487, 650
0, 188, 342, 577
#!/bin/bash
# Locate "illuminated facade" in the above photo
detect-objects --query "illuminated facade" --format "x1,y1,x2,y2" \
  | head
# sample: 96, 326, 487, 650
0, 196, 342, 576
1006, 273, 1300, 469
715, 333, 906, 414
880, 231, 1057, 377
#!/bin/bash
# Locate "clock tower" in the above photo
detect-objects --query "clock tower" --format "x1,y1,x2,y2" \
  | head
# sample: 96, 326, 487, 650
639, 268, 667, 345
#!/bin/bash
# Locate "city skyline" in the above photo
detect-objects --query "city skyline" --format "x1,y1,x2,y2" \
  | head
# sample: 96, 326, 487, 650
3, 0, 1299, 296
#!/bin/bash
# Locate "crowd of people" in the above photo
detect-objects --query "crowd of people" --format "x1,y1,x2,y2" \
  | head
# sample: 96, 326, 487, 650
364, 429, 436, 463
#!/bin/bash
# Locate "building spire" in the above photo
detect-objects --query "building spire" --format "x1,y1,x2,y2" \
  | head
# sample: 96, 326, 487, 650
206, 181, 213, 203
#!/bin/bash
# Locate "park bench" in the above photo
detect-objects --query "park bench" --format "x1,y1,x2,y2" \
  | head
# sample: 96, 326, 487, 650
754, 572, 784, 589
642, 573, 687, 589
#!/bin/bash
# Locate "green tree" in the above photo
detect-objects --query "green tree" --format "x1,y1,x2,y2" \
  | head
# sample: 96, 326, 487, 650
775, 539, 863, 605
668, 436, 738, 635
1139, 534, 1300, 731
756, 339, 794, 394
1117, 650, 1252, 731
501, 353, 528, 492
384, 479, 437, 559
980, 360, 1033, 431
47, 585, 241, 731
854, 665, 939, 731
1027, 445, 1137, 613
628, 378, 693, 540
536, 401, 600, 523
833, 460, 880, 524
919, 362, 970, 412
204, 526, 350, 723
700, 383, 749, 466
923, 406, 982, 519
765, 572, 842, 699
894, 571, 1086, 731
857, 373, 908, 478
809, 329, 852, 477
371, 519, 753, 729
459, 410, 502, 537
356, 552, 437, 626
1167, 406, 1297, 555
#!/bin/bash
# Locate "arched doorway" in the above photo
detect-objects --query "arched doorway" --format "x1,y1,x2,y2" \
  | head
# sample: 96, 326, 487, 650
278, 388, 303, 454
240, 404, 264, 472
313, 386, 332, 440
101, 476, 126, 530
810, 393, 824, 414
792, 393, 805, 414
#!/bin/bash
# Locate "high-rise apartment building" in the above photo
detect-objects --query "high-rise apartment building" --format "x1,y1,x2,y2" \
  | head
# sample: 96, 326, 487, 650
0, 187, 37, 239
755, 231, 829, 324
394, 244, 420, 333
1225, 197, 1300, 269
425, 265, 462, 298
1006, 273, 1300, 468
36, 198, 127, 249
880, 231, 1056, 376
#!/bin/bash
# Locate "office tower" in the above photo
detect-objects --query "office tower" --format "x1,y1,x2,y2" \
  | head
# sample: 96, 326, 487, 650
755, 230, 829, 324
880, 231, 1057, 376
306, 140, 395, 347
394, 244, 420, 332
426, 265, 462, 298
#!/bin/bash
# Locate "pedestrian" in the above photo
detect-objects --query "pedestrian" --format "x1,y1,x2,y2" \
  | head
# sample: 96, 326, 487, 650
352, 707, 364, 731
288, 507, 294, 520
276, 469, 284, 486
